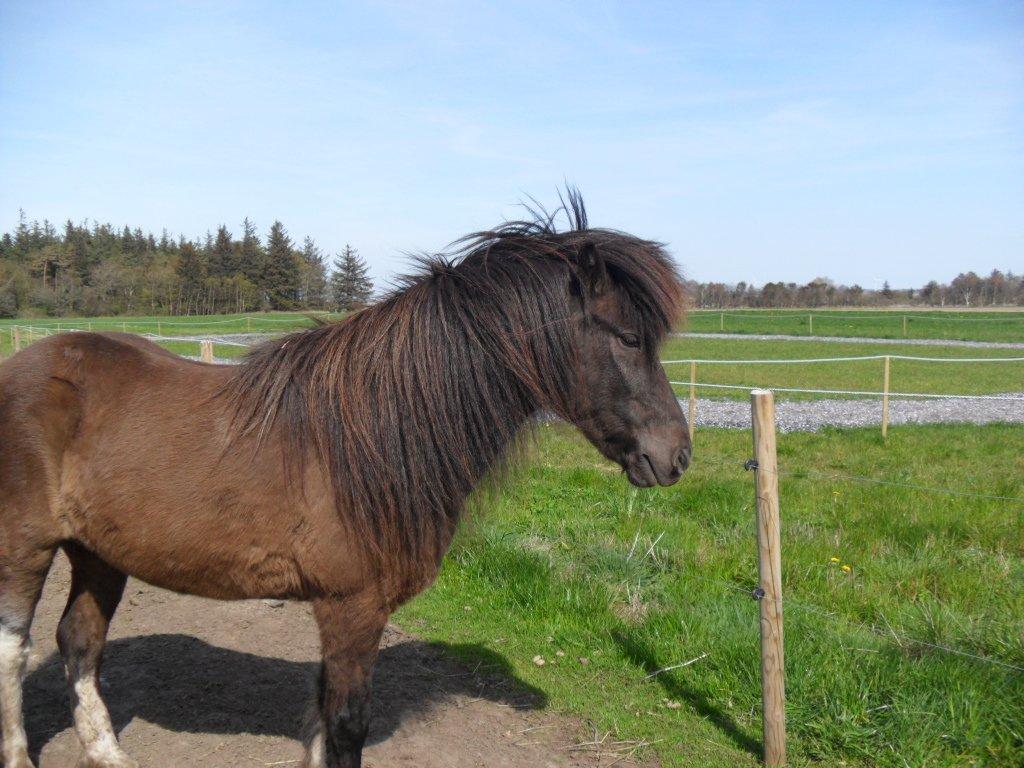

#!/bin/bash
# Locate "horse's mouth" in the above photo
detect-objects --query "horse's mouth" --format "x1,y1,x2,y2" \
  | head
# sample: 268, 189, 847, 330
624, 454, 659, 488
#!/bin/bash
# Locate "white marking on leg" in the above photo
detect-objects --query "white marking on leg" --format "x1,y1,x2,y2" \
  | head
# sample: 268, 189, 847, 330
70, 673, 137, 767
305, 725, 326, 768
0, 625, 32, 766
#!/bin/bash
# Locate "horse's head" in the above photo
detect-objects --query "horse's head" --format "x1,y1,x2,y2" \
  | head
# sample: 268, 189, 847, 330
563, 237, 691, 487
444, 192, 690, 488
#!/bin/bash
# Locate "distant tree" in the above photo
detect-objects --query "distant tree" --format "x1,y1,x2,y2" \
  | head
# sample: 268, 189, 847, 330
208, 225, 237, 278
239, 217, 263, 285
329, 245, 373, 311
298, 236, 328, 308
262, 221, 300, 309
175, 243, 206, 314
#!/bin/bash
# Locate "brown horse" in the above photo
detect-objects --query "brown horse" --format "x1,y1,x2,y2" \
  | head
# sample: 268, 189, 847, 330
0, 195, 690, 768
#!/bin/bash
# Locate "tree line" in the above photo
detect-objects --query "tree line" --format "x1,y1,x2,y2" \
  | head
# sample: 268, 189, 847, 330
687, 271, 1024, 309
0, 211, 373, 317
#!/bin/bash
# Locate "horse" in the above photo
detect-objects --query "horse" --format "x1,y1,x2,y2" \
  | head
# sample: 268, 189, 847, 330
0, 194, 690, 768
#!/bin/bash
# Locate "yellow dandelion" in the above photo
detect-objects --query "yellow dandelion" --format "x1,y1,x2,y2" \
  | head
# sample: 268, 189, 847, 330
830, 556, 840, 563
841, 564, 852, 573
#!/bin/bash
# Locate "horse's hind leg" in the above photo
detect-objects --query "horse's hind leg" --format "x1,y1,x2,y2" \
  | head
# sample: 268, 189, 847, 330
56, 543, 136, 768
0, 545, 55, 768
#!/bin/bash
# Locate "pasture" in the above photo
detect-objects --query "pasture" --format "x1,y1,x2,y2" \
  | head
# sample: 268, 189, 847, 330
686, 308, 1024, 344
661, 336, 1024, 401
3, 314, 1023, 396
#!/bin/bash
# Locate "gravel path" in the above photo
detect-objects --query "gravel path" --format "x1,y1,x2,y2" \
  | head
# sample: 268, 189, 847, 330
685, 393, 1024, 432
677, 332, 1024, 349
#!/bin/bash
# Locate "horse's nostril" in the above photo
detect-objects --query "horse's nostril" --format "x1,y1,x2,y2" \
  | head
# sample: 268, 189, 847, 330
675, 447, 691, 472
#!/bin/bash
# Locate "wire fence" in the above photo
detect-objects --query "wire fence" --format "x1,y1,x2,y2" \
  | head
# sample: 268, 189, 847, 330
663, 354, 1024, 364
688, 310, 1024, 324
671, 380, 1024, 401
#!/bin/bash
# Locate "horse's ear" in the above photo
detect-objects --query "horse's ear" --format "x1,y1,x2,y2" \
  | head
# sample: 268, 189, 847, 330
573, 241, 610, 298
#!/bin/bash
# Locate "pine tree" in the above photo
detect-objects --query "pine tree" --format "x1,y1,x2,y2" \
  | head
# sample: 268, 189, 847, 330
239, 217, 263, 284
208, 225, 237, 278
262, 221, 300, 309
175, 242, 206, 313
298, 236, 328, 308
330, 245, 373, 311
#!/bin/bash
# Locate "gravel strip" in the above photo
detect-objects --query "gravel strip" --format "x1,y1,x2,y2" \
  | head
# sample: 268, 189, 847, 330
677, 332, 1024, 349
684, 393, 1024, 432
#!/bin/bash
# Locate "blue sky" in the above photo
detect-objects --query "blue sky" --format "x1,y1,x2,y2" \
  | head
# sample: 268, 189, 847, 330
1, 1, 1021, 288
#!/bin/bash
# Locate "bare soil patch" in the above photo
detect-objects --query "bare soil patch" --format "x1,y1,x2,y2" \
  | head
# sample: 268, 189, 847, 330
25, 554, 648, 768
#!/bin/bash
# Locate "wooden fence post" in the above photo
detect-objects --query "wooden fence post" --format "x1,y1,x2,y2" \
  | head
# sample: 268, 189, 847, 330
688, 360, 697, 442
200, 340, 214, 363
12, 326, 21, 352
247, 317, 252, 332
808, 314, 813, 336
720, 312, 724, 332
750, 389, 786, 767
902, 316, 907, 338
157, 321, 162, 336
881, 356, 891, 438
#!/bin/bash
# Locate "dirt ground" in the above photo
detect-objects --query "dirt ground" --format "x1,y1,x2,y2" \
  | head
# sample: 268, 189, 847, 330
23, 553, 647, 768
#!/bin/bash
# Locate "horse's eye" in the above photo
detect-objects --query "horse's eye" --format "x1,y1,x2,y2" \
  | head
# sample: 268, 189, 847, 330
618, 333, 641, 349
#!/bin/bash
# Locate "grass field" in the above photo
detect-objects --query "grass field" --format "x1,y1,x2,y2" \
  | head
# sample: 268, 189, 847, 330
687, 309, 1024, 344
396, 422, 1024, 767
3, 314, 1023, 398
661, 336, 1024, 400
3, 308, 1023, 347
0, 312, 323, 360
0, 311, 330, 335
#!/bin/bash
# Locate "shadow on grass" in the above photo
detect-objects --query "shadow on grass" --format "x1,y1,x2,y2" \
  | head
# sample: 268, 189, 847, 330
24, 632, 546, 764
612, 629, 763, 758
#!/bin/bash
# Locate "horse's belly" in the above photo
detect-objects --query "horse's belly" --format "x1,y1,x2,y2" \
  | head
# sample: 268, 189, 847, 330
55, 475, 352, 600
62, 502, 307, 599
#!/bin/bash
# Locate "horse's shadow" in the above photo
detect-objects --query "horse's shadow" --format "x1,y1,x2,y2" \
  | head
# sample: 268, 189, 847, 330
611, 630, 762, 759
24, 633, 545, 762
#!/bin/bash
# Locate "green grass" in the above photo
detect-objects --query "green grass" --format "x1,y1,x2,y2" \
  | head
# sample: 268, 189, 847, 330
662, 336, 1024, 400
396, 423, 1024, 767
4, 314, 1022, 396
687, 309, 1024, 344
0, 310, 326, 335
0, 312, 327, 360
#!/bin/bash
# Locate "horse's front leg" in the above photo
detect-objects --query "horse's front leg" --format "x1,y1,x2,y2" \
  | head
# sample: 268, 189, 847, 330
305, 594, 387, 768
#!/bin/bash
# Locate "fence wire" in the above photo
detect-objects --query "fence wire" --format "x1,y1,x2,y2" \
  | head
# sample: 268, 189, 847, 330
670, 380, 1024, 402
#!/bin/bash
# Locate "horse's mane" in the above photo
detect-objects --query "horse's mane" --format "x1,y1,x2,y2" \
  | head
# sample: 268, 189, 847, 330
221, 192, 683, 592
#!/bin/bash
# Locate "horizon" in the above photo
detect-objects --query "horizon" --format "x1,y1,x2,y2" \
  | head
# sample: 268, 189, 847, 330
1, 1, 1021, 289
